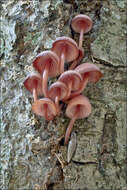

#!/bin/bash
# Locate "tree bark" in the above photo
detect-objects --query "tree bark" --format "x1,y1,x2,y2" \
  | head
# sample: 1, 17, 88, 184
0, 0, 126, 189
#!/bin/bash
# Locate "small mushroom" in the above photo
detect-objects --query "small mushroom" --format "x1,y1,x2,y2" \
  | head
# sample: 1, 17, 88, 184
48, 81, 68, 115
71, 14, 93, 49
58, 70, 82, 100
65, 95, 91, 144
24, 72, 43, 101
52, 36, 79, 73
32, 98, 57, 121
70, 63, 103, 98
33, 50, 60, 97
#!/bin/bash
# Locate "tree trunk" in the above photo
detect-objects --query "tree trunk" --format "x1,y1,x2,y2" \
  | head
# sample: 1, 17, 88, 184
0, 0, 126, 189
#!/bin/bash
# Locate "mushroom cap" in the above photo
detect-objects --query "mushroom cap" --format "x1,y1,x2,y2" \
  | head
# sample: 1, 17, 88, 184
48, 81, 68, 100
75, 63, 103, 83
66, 95, 91, 119
32, 98, 57, 117
71, 14, 93, 33
52, 36, 79, 62
59, 70, 82, 91
24, 72, 43, 96
33, 50, 60, 77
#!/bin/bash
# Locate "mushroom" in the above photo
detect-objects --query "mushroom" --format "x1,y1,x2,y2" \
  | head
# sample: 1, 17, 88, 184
71, 14, 93, 49
33, 50, 60, 98
70, 63, 103, 98
32, 98, 57, 121
65, 95, 91, 145
58, 70, 82, 100
52, 36, 79, 73
48, 81, 68, 115
24, 72, 43, 101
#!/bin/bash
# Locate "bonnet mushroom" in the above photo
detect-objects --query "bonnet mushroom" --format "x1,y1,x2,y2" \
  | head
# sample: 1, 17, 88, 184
71, 14, 93, 49
24, 72, 43, 101
65, 95, 91, 145
58, 70, 82, 100
52, 36, 79, 73
70, 63, 103, 98
32, 98, 57, 121
33, 50, 60, 97
48, 81, 68, 115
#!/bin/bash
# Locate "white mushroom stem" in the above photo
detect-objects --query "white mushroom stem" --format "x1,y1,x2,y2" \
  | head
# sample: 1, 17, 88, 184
43, 64, 49, 98
65, 112, 78, 145
79, 28, 84, 49
70, 77, 89, 99
60, 46, 66, 73
33, 88, 37, 102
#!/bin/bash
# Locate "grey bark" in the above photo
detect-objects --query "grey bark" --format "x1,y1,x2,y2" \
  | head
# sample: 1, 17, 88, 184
0, 0, 126, 190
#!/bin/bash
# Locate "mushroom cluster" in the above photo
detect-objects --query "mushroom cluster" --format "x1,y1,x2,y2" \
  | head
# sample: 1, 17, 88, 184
24, 14, 103, 145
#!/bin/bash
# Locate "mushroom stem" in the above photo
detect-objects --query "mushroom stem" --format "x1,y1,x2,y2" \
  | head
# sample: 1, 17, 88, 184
60, 47, 66, 73
43, 64, 49, 98
64, 113, 77, 145
33, 88, 37, 101
55, 96, 60, 116
69, 60, 77, 70
66, 81, 72, 100
70, 77, 89, 99
44, 104, 54, 121
79, 28, 84, 49
69, 48, 84, 70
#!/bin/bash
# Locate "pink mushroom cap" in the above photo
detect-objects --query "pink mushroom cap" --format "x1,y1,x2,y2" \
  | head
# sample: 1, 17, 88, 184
71, 14, 93, 33
66, 95, 91, 119
33, 50, 60, 77
75, 63, 103, 83
59, 70, 82, 91
52, 36, 79, 63
32, 98, 57, 120
48, 81, 68, 101
23, 72, 43, 96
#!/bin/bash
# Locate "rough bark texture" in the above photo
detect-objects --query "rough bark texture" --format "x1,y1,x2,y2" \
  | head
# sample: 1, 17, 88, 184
0, 0, 126, 190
